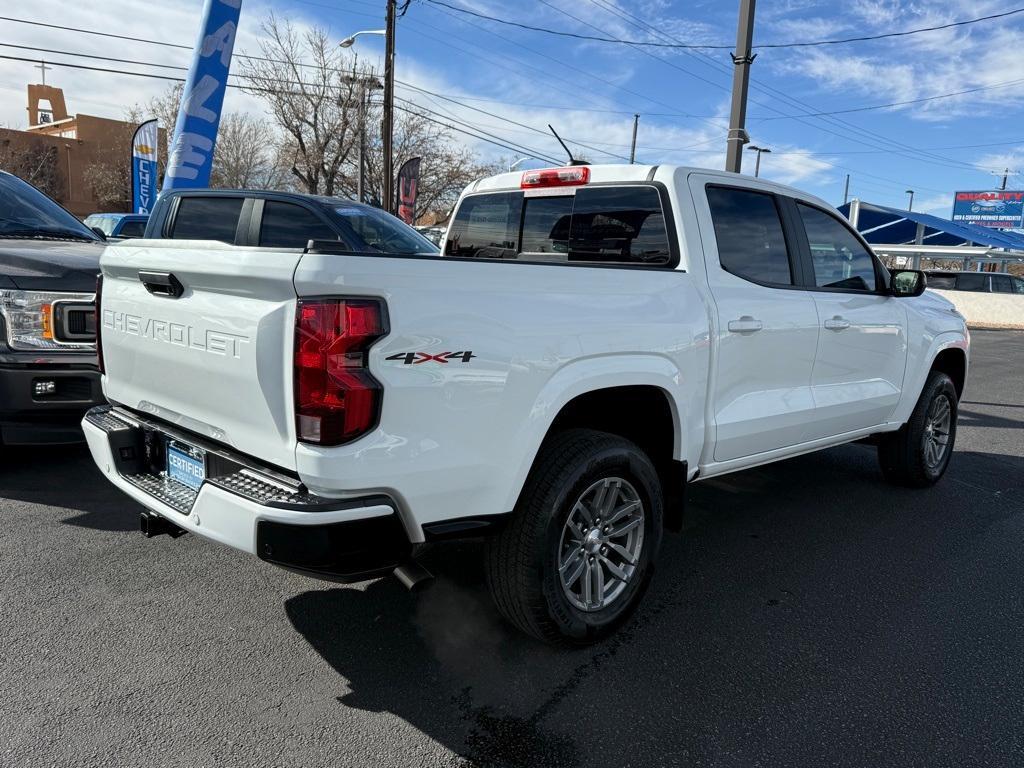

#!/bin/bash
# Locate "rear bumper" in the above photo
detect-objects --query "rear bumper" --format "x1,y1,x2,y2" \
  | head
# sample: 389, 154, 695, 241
0, 362, 103, 444
82, 405, 412, 582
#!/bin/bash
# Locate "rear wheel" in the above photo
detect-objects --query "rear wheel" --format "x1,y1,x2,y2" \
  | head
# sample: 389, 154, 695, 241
878, 371, 958, 487
485, 429, 663, 645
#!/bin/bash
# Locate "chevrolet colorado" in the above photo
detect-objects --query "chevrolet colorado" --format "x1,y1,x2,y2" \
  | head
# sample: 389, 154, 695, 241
83, 165, 969, 644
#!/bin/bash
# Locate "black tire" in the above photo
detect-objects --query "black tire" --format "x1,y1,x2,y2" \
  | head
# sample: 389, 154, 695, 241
485, 429, 663, 645
878, 371, 958, 488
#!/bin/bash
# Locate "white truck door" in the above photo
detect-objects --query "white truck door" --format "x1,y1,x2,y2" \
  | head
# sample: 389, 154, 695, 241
793, 202, 908, 438
690, 178, 820, 462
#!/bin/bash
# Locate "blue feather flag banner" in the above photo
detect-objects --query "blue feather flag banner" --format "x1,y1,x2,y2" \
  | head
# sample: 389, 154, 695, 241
163, 0, 242, 191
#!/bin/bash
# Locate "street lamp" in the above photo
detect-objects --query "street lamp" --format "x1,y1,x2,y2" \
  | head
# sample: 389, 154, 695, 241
905, 189, 914, 211
340, 13, 395, 213
508, 157, 529, 172
747, 145, 771, 178
338, 30, 385, 48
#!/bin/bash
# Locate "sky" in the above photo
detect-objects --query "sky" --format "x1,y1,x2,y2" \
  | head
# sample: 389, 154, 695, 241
2, 0, 1024, 215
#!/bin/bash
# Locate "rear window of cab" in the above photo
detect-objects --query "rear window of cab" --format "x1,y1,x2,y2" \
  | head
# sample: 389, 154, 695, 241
445, 185, 674, 266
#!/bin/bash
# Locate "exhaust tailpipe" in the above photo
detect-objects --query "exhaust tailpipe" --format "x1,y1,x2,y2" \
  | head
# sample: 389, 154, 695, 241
394, 561, 433, 591
140, 511, 186, 539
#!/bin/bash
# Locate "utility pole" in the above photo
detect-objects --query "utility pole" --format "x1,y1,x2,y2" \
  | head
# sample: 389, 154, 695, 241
1001, 168, 1008, 191
358, 88, 368, 203
629, 114, 639, 164
842, 174, 850, 205
382, 0, 397, 213
725, 0, 756, 174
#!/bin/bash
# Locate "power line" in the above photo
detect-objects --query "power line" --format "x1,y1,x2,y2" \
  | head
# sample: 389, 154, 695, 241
0, 38, 639, 160
757, 77, 1024, 119
0, 52, 561, 163
579, 0, 987, 181
424, 1, 1024, 50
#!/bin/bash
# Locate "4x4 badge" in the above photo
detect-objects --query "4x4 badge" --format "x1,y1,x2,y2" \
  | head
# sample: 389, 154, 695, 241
386, 351, 476, 365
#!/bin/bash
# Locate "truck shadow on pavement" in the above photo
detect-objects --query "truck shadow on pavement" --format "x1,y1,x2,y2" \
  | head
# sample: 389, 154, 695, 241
0, 444, 143, 531
285, 445, 1024, 768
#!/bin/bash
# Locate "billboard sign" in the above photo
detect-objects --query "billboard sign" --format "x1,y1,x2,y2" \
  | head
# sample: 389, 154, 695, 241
130, 119, 158, 214
951, 190, 1024, 229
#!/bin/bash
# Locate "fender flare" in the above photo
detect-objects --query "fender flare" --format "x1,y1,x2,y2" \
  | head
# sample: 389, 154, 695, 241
502, 354, 686, 512
893, 331, 969, 425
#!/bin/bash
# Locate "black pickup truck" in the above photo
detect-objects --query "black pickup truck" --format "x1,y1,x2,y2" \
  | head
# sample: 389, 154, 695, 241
143, 188, 439, 252
0, 171, 105, 445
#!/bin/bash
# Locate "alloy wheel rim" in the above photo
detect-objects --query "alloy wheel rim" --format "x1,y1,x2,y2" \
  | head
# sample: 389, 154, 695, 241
557, 477, 645, 612
923, 394, 952, 469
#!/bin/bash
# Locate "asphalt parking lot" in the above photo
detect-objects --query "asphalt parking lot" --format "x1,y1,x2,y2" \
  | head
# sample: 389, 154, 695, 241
2, 330, 1022, 768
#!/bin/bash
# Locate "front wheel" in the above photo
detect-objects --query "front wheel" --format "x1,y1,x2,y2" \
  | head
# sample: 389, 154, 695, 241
485, 429, 663, 645
878, 371, 958, 487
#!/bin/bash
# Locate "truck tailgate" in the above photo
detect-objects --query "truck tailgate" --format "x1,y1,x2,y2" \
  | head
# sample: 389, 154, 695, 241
99, 240, 300, 470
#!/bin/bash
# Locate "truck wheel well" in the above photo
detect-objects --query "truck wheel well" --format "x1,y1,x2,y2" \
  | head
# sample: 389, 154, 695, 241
931, 349, 966, 398
544, 386, 684, 529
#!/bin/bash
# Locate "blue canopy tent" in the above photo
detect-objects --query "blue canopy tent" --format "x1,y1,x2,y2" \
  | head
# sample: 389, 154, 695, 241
837, 200, 1024, 270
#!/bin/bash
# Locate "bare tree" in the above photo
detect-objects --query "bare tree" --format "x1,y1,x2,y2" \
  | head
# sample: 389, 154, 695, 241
353, 103, 500, 220
239, 15, 366, 195
0, 137, 60, 199
209, 112, 288, 189
146, 82, 183, 138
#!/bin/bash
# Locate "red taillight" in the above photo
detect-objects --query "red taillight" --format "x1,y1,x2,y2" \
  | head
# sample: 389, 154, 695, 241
520, 166, 590, 189
294, 298, 387, 446
94, 274, 104, 374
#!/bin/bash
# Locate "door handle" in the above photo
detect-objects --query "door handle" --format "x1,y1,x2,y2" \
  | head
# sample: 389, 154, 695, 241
727, 316, 763, 334
138, 270, 184, 298
824, 316, 851, 331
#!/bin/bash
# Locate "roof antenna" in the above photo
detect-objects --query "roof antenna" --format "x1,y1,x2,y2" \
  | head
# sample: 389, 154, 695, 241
548, 124, 588, 166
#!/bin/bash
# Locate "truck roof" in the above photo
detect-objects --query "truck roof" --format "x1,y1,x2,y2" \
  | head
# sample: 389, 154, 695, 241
467, 163, 836, 211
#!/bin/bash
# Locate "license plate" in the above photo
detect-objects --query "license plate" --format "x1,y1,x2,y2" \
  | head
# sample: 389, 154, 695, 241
166, 440, 206, 491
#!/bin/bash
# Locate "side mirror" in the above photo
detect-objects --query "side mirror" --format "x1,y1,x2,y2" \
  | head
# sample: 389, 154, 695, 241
90, 227, 108, 241
891, 269, 927, 297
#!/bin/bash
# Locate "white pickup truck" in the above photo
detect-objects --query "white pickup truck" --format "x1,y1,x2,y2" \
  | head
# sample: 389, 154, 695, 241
83, 165, 969, 645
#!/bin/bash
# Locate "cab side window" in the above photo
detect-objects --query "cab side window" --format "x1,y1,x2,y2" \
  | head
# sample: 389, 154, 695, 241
259, 201, 338, 248
706, 186, 793, 286
797, 203, 877, 292
955, 273, 987, 292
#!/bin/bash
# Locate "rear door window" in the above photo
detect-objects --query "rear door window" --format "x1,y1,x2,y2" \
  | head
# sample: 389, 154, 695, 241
955, 273, 988, 292
706, 186, 793, 286
446, 185, 672, 265
259, 201, 337, 248
170, 197, 244, 243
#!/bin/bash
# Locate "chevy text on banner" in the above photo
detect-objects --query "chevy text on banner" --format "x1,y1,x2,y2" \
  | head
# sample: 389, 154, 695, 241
131, 119, 159, 214
163, 0, 242, 191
